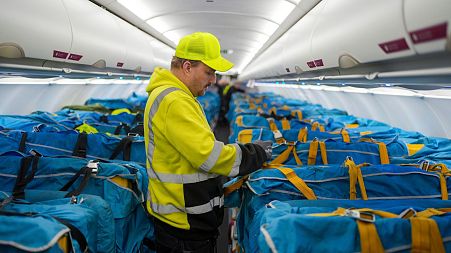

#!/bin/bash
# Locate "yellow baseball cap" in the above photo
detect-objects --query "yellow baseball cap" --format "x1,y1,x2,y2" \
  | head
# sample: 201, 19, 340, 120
175, 32, 234, 72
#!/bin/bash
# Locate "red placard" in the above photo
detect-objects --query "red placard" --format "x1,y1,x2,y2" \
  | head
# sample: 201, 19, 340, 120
379, 38, 410, 53
68, 54, 83, 61
409, 22, 448, 44
53, 50, 68, 59
314, 59, 324, 67
307, 61, 316, 68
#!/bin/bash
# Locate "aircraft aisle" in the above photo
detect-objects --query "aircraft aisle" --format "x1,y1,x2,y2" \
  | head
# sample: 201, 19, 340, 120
0, 0, 451, 252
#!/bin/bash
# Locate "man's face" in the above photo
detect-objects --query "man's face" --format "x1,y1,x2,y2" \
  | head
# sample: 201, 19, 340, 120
188, 62, 216, 97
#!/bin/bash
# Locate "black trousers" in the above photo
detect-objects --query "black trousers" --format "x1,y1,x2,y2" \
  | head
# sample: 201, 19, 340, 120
154, 221, 218, 253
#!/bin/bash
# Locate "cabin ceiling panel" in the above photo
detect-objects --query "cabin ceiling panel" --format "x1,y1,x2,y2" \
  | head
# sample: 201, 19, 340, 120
92, 0, 302, 73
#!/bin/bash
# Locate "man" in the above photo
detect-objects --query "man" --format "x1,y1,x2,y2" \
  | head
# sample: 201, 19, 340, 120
144, 32, 271, 253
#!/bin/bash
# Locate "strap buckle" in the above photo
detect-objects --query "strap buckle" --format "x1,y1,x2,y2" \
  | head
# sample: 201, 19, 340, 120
344, 209, 375, 223
420, 160, 431, 171
273, 130, 283, 141
86, 160, 99, 174
398, 208, 417, 219
128, 133, 139, 137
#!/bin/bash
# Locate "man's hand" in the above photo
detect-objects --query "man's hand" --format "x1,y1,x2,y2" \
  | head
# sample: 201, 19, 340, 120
253, 140, 273, 160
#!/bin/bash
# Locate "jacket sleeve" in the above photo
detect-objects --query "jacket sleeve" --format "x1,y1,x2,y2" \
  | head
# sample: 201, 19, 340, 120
165, 97, 266, 177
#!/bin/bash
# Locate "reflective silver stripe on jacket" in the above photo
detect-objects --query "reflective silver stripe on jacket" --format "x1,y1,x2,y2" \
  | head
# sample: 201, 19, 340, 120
148, 169, 220, 184
228, 143, 242, 177
199, 140, 224, 172
146, 87, 179, 178
150, 196, 224, 215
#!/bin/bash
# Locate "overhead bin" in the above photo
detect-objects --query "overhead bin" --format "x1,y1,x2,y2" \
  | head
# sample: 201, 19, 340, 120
116, 17, 154, 72
0, 0, 174, 73
311, 0, 415, 70
0, 0, 72, 61
283, 0, 325, 73
63, 0, 126, 69
404, 0, 451, 54
151, 40, 174, 70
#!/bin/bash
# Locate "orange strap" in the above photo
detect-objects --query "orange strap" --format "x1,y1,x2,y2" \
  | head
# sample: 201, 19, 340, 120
281, 118, 291, 130
311, 122, 325, 132
275, 167, 317, 200
341, 128, 351, 143
267, 118, 278, 132
297, 127, 308, 142
270, 143, 302, 165
223, 175, 249, 197
345, 159, 368, 200
427, 164, 450, 200
410, 217, 446, 253
359, 138, 390, 164
308, 139, 319, 165
319, 141, 328, 165
291, 110, 303, 120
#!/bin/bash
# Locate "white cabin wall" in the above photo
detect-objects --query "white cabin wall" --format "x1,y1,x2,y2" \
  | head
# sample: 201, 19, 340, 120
254, 85, 451, 138
0, 82, 147, 115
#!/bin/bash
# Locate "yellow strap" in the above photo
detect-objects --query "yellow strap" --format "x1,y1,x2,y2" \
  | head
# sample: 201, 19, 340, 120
263, 103, 268, 109
311, 122, 325, 132
249, 102, 256, 110
110, 176, 132, 190
297, 127, 308, 142
275, 167, 317, 200
271, 145, 294, 165
319, 141, 328, 165
439, 173, 448, 200
235, 116, 244, 127
360, 131, 373, 136
416, 208, 447, 218
346, 123, 359, 129
224, 175, 249, 197
292, 146, 303, 166
410, 217, 445, 253
267, 118, 279, 132
360, 138, 389, 164
407, 144, 425, 156
237, 129, 254, 144
357, 221, 385, 253
341, 129, 351, 143
308, 139, 319, 165
311, 207, 398, 219
377, 142, 389, 164
57, 234, 70, 253
75, 123, 98, 134
291, 110, 303, 120
311, 122, 319, 131
281, 118, 291, 130
345, 159, 368, 200
111, 108, 132, 115
427, 164, 450, 200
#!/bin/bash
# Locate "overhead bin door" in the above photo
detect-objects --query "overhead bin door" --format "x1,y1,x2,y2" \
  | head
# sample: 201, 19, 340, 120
404, 0, 451, 54
0, 0, 71, 61
116, 17, 155, 73
311, 0, 416, 69
63, 0, 126, 69
283, 0, 326, 74
151, 40, 173, 70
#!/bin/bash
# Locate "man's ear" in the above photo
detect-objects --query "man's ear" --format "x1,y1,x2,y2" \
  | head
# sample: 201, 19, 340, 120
182, 60, 192, 74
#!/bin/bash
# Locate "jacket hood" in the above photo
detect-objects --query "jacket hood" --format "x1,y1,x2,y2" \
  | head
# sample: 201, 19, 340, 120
146, 67, 192, 97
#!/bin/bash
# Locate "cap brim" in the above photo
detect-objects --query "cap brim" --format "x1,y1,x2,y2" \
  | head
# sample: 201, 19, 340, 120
202, 56, 234, 72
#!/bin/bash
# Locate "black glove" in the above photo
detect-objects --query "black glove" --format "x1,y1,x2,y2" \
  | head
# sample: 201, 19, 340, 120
253, 140, 273, 160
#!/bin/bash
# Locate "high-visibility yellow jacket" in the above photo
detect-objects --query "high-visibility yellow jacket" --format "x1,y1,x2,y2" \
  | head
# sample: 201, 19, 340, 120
144, 68, 265, 234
